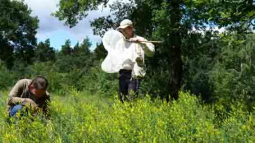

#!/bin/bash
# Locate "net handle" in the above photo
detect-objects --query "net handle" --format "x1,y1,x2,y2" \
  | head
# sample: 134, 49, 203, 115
127, 40, 163, 44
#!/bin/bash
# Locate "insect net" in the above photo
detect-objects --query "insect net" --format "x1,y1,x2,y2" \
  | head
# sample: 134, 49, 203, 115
101, 30, 126, 73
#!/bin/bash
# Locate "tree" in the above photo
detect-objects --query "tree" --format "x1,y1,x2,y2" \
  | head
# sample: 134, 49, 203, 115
60, 39, 72, 55
209, 33, 255, 108
78, 37, 92, 55
93, 42, 107, 61
73, 42, 80, 55
72, 37, 93, 69
0, 0, 39, 68
208, 0, 255, 33
35, 39, 55, 62
181, 31, 221, 102
54, 0, 108, 28
56, 37, 94, 73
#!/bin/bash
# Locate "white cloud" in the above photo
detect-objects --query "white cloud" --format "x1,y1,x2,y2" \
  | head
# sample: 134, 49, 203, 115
23, 0, 112, 49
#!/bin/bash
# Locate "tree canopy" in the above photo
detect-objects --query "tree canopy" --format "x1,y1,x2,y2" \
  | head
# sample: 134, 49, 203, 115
0, 0, 39, 68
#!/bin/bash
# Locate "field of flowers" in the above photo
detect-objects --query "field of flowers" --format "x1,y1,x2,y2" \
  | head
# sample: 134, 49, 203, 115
0, 90, 255, 143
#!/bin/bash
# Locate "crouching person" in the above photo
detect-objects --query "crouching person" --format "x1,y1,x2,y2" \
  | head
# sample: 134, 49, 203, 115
6, 76, 50, 118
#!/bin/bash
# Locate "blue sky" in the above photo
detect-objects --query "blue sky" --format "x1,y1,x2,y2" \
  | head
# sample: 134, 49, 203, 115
23, 0, 112, 50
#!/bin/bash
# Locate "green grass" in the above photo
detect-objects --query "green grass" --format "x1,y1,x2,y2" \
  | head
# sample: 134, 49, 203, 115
1, 90, 255, 143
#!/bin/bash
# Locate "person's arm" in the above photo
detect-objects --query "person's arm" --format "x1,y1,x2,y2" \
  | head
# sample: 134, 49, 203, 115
130, 36, 155, 57
140, 40, 155, 57
7, 80, 26, 106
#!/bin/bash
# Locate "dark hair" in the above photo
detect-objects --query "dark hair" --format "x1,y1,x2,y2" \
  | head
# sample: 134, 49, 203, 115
31, 76, 48, 90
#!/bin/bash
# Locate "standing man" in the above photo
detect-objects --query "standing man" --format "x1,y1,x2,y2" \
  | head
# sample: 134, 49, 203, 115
7, 76, 50, 117
116, 19, 155, 102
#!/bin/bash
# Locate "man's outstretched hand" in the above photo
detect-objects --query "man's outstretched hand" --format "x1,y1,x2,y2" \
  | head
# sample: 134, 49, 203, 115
129, 37, 146, 43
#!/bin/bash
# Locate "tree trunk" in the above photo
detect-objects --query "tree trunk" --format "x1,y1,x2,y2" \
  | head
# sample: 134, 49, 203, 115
168, 0, 182, 100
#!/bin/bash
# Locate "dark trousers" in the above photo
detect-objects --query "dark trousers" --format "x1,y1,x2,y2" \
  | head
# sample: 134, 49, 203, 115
118, 69, 141, 102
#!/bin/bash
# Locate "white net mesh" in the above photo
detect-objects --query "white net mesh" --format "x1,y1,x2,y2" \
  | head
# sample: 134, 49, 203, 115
101, 30, 126, 73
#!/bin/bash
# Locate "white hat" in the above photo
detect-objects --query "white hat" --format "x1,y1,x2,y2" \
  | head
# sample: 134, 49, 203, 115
117, 19, 133, 29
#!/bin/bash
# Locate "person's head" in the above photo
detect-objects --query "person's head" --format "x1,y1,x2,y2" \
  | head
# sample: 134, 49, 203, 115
117, 19, 134, 39
29, 76, 48, 98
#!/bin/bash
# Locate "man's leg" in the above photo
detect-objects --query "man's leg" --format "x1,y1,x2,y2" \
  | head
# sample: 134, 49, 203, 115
119, 70, 132, 102
9, 105, 23, 117
128, 79, 141, 98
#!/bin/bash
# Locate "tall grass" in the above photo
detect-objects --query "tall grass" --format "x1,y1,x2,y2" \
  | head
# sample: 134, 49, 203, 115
0, 90, 255, 142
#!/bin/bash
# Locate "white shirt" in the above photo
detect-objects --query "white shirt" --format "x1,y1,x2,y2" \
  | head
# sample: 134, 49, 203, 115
122, 35, 155, 78
101, 34, 155, 78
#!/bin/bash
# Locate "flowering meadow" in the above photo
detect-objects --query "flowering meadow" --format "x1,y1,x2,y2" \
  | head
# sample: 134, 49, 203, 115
0, 90, 255, 143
